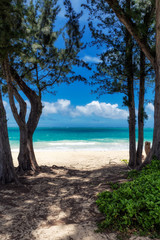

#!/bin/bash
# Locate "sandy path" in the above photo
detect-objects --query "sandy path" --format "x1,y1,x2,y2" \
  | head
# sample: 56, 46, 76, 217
0, 151, 157, 240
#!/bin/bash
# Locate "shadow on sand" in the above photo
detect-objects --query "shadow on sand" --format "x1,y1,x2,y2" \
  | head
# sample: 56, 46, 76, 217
0, 164, 129, 240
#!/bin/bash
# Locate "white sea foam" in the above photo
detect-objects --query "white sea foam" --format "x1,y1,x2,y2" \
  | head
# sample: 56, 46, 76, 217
13, 140, 128, 152
10, 138, 130, 152
9, 127, 153, 152
48, 141, 97, 146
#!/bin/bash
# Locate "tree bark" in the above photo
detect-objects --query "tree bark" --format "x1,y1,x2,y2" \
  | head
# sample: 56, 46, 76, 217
127, 79, 136, 168
4, 58, 42, 172
8, 86, 33, 172
10, 66, 42, 171
0, 87, 18, 184
128, 93, 136, 168
140, 0, 160, 167
104, 0, 158, 167
136, 50, 145, 166
125, 0, 136, 168
3, 59, 32, 172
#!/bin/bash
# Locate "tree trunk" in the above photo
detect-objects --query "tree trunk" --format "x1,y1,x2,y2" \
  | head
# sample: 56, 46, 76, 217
3, 59, 31, 172
125, 0, 136, 168
18, 127, 31, 172
150, 0, 160, 160
136, 50, 145, 166
26, 97, 42, 171
128, 86, 136, 168
105, 0, 159, 168
0, 87, 17, 184
27, 134, 39, 170
13, 89, 40, 172
4, 58, 42, 172
9, 88, 34, 172
140, 0, 160, 167
9, 64, 42, 171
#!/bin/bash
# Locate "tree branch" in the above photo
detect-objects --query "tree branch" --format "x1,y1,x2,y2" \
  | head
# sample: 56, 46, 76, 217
104, 0, 155, 68
10, 65, 39, 102
3, 60, 24, 127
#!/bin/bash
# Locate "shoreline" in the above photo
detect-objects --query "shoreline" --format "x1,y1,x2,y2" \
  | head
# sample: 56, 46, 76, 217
12, 150, 130, 170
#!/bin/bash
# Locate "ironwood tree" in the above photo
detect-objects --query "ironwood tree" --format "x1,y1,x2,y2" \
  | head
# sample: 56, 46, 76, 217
85, 0, 155, 168
1, 0, 88, 173
101, 0, 160, 168
0, 0, 25, 182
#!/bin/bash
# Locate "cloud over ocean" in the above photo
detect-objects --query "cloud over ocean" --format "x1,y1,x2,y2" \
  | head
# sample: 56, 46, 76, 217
42, 99, 129, 120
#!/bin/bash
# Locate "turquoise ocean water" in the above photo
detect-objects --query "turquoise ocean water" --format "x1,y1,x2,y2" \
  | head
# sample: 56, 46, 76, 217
9, 127, 153, 152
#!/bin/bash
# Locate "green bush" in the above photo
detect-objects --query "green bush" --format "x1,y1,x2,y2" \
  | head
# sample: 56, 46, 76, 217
96, 158, 160, 234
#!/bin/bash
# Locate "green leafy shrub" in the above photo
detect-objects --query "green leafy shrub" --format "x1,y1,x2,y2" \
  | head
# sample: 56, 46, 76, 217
96, 158, 160, 234
107, 182, 120, 190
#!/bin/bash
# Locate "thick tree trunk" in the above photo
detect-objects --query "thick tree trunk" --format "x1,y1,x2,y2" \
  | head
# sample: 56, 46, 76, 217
18, 127, 31, 172
142, 70, 160, 167
13, 90, 40, 172
150, 0, 160, 160
0, 88, 17, 184
26, 98, 42, 171
140, 0, 160, 167
4, 58, 42, 172
136, 51, 145, 166
27, 134, 39, 170
15, 95, 42, 172
3, 59, 31, 172
142, 69, 160, 166
9, 89, 34, 172
9, 64, 42, 171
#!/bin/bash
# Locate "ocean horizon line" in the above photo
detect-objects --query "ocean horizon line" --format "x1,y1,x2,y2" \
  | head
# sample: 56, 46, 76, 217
8, 126, 154, 129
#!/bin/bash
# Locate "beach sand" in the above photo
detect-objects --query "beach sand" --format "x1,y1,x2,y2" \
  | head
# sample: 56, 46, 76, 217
0, 151, 153, 240
12, 150, 129, 170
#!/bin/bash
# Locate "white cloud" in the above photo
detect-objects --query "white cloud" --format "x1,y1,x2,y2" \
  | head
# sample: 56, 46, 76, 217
83, 55, 101, 63
42, 99, 128, 120
74, 101, 128, 119
43, 102, 57, 114
57, 99, 71, 111
146, 103, 154, 112
42, 99, 71, 115
3, 98, 128, 122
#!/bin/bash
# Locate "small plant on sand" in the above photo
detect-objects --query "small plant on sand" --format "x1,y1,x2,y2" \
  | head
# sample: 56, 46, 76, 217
96, 158, 160, 236
121, 159, 129, 165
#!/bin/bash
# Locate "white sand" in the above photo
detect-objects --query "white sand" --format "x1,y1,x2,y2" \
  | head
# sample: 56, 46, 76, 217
12, 150, 129, 170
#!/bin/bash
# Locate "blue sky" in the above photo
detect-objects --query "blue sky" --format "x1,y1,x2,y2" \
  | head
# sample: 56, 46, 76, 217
5, 0, 155, 128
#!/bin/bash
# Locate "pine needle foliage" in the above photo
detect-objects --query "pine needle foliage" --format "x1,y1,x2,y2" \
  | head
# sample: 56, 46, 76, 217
0, 0, 26, 60
1, 0, 89, 94
83, 0, 155, 100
